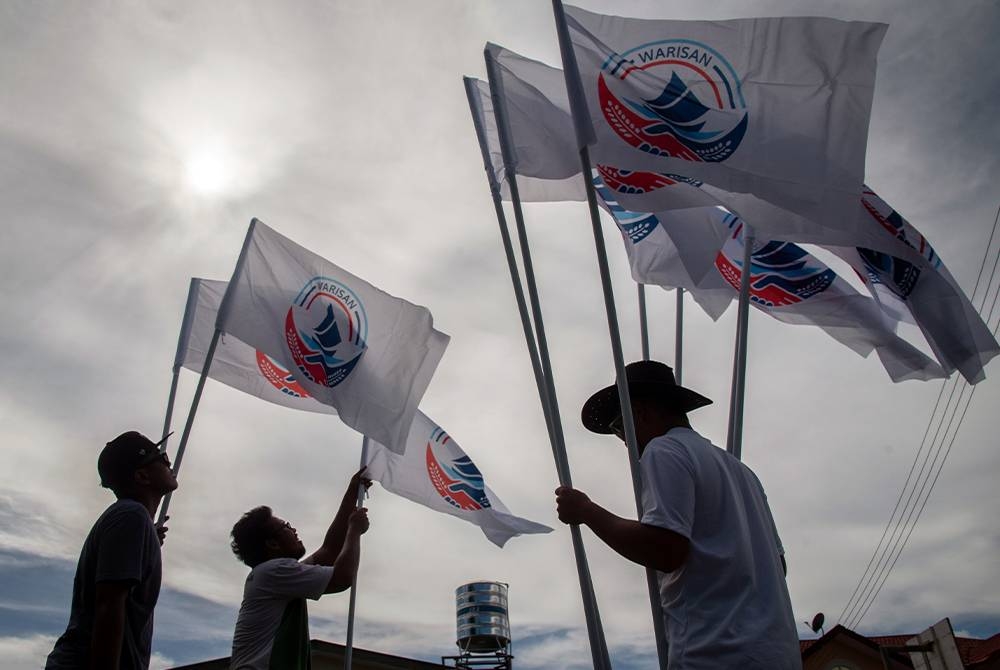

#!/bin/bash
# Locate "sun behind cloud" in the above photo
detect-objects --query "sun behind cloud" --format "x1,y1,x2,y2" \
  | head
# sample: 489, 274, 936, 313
184, 140, 234, 197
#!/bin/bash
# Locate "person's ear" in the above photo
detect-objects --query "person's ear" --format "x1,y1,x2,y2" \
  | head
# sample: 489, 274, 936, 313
133, 468, 151, 487
264, 537, 280, 551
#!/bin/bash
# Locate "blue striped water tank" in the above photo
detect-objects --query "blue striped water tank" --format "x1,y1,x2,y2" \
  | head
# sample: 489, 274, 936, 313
455, 581, 510, 652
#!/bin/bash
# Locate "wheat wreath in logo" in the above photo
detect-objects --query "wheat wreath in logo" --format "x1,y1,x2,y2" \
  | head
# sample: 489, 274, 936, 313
425, 426, 491, 511
598, 40, 748, 163
285, 277, 368, 388
256, 351, 312, 398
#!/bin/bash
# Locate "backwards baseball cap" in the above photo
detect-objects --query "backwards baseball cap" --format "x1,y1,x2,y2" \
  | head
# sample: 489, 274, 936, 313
97, 431, 172, 489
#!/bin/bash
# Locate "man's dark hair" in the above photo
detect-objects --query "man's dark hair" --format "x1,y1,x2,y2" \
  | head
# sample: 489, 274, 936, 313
231, 506, 275, 567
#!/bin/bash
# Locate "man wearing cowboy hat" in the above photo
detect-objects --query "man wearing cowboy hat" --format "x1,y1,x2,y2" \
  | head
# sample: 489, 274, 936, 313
555, 361, 800, 669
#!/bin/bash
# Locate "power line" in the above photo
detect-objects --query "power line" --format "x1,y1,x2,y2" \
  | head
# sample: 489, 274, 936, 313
837, 203, 1000, 628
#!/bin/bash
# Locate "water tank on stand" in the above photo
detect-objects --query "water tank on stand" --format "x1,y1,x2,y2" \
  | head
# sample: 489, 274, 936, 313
443, 581, 513, 669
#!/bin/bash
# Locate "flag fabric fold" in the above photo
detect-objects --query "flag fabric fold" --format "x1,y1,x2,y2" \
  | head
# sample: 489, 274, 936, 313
592, 177, 733, 320
555, 5, 888, 248
364, 411, 553, 547
177, 278, 549, 546
217, 220, 449, 454
714, 213, 946, 383
829, 188, 1000, 384
465, 75, 586, 203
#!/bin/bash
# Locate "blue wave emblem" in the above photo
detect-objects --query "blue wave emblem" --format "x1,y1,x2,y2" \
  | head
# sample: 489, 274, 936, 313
443, 456, 490, 508
302, 304, 345, 365
858, 249, 920, 300
592, 177, 659, 243
750, 242, 837, 304
626, 72, 748, 162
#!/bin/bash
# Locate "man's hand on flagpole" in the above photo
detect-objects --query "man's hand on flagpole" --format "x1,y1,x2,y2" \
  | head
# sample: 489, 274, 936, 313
347, 507, 369, 537
156, 515, 169, 546
346, 466, 373, 502
555, 486, 594, 525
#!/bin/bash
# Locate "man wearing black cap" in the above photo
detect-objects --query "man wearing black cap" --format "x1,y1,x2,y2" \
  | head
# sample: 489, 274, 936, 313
46, 431, 178, 670
556, 361, 800, 669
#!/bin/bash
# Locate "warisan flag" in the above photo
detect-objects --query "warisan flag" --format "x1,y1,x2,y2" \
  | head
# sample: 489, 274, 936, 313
828, 189, 1000, 384
217, 220, 449, 454
364, 411, 553, 547
590, 180, 946, 382
713, 213, 945, 383
482, 42, 914, 257
178, 278, 336, 415
174, 279, 548, 546
554, 5, 888, 248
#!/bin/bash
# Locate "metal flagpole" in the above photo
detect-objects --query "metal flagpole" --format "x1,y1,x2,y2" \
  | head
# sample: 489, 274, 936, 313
478, 60, 612, 670
675, 289, 684, 385
161, 369, 180, 447
638, 284, 650, 361
161, 279, 203, 448
581, 146, 671, 670
725, 225, 755, 460
551, 3, 669, 666
344, 436, 370, 670
463, 77, 558, 458
157, 221, 258, 527
155, 328, 221, 527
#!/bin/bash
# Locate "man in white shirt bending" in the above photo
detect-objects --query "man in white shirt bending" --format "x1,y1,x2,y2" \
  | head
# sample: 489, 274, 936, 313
229, 469, 370, 670
555, 361, 801, 670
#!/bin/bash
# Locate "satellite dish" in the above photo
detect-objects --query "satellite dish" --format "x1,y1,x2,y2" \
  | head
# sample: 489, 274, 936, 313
810, 612, 826, 634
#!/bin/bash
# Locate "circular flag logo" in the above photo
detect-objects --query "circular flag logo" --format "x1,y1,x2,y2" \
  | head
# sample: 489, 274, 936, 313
599, 40, 748, 163
285, 277, 368, 389
425, 427, 491, 511
256, 351, 312, 398
714, 215, 835, 308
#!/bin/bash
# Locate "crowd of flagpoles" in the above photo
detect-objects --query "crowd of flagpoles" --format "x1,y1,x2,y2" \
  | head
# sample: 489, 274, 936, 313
468, 68, 613, 669
466, 2, 773, 666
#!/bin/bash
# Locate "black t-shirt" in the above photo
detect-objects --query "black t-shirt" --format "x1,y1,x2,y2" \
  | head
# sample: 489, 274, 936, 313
46, 498, 162, 670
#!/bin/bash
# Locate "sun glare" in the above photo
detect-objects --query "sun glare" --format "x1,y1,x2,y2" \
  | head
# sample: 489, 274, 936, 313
184, 143, 233, 196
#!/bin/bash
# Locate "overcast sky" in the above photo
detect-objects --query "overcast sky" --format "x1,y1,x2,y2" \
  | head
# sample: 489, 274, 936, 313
1, 1, 998, 668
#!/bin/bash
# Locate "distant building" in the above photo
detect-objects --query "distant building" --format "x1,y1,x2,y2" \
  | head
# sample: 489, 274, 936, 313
168, 639, 445, 669
800, 624, 1000, 670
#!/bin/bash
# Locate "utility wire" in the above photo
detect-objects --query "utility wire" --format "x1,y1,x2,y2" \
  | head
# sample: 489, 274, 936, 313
837, 203, 1000, 627
849, 271, 1000, 627
852, 280, 1000, 626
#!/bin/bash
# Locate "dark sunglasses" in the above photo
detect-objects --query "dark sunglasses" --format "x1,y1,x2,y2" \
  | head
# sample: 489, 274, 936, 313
139, 451, 171, 468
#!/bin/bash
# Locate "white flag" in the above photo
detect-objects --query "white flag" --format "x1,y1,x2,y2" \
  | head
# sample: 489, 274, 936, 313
178, 278, 336, 415
556, 5, 887, 246
592, 177, 733, 320
484, 42, 913, 256
218, 220, 449, 454
714, 214, 945, 383
364, 411, 552, 547
464, 75, 585, 203
174, 279, 549, 545
828, 189, 1000, 384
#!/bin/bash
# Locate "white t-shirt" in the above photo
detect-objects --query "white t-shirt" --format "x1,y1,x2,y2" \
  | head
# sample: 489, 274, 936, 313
230, 558, 334, 670
639, 427, 801, 670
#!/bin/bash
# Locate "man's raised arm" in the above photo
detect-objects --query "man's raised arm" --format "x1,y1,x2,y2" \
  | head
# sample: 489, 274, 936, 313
304, 467, 370, 566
